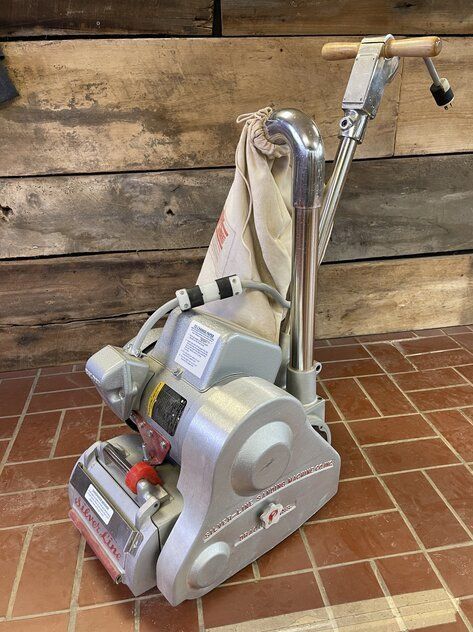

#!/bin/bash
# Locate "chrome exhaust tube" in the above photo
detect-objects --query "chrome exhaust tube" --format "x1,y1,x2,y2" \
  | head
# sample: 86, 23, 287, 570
265, 109, 325, 404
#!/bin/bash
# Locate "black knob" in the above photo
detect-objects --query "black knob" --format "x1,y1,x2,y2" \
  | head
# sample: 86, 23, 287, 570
430, 80, 454, 109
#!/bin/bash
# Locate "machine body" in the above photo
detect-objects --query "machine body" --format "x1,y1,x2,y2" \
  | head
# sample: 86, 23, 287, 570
71, 310, 339, 604
68, 34, 452, 605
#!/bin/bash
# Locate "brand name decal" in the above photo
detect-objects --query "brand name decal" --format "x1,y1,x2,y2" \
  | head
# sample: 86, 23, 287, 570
74, 496, 121, 561
203, 460, 334, 541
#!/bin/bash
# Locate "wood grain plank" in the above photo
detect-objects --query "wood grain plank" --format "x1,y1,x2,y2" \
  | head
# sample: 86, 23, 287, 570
0, 316, 146, 372
317, 254, 473, 339
0, 170, 230, 258
2, 253, 471, 369
396, 37, 470, 155
221, 1, 473, 36
0, 37, 400, 177
0, 1, 213, 36
2, 153, 472, 261
326, 153, 473, 261
0, 249, 206, 326
2, 251, 471, 338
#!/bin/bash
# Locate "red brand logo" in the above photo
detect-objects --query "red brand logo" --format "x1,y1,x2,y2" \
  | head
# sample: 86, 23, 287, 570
74, 496, 121, 561
214, 212, 229, 252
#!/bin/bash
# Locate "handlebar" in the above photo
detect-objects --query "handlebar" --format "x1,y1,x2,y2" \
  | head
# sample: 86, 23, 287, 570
321, 36, 442, 61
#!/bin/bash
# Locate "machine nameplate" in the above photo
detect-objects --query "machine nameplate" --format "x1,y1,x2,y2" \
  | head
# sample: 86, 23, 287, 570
203, 460, 334, 542
175, 321, 220, 378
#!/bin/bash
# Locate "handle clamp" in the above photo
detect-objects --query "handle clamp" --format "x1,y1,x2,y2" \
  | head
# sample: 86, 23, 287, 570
341, 35, 399, 121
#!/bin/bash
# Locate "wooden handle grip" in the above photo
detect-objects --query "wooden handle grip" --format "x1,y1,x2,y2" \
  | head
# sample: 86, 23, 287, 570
321, 36, 442, 61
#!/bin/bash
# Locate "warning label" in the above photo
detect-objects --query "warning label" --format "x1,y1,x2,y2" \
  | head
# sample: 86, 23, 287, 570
147, 381, 187, 436
175, 321, 220, 378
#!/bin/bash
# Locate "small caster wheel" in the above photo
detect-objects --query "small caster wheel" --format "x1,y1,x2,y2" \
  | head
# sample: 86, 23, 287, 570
124, 417, 139, 433
308, 418, 331, 444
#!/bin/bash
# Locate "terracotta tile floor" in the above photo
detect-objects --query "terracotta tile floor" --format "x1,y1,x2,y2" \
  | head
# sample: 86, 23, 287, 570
0, 325, 473, 631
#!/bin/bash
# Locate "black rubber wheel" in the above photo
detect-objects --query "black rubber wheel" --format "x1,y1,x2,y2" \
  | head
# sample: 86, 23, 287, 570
312, 425, 328, 442
124, 417, 139, 433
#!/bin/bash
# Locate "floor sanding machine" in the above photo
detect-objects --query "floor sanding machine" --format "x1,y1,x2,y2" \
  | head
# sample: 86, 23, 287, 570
68, 35, 453, 605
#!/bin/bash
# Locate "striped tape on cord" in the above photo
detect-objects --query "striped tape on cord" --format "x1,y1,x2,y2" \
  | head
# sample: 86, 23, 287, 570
175, 275, 243, 311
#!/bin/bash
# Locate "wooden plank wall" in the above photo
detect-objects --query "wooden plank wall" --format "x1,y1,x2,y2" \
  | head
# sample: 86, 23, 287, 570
0, 2, 472, 370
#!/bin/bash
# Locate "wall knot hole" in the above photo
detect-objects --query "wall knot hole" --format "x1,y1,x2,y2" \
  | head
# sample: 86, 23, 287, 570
0, 205, 12, 221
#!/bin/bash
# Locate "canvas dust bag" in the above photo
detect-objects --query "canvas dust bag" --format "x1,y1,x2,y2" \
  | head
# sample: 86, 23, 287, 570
197, 107, 293, 342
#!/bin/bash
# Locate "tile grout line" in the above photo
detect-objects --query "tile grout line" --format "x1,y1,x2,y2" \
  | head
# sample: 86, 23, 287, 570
379, 462, 465, 477
452, 366, 473, 388
358, 435, 438, 448
48, 409, 66, 459
1, 539, 469, 609
0, 404, 102, 422
321, 355, 473, 629
333, 383, 473, 631
298, 527, 339, 631
35, 385, 92, 396
220, 566, 310, 588
0, 403, 103, 419
0, 483, 68, 498
393, 381, 473, 394
353, 376, 385, 417
396, 379, 468, 393
0, 518, 70, 532
369, 559, 406, 632
96, 403, 106, 442
134, 598, 140, 632
383, 370, 473, 481
6, 524, 34, 619
361, 345, 473, 467
422, 469, 473, 540
2, 541, 473, 624
327, 401, 473, 423
6, 454, 82, 466
313, 541, 473, 571
307, 507, 398, 525
197, 597, 205, 632
0, 370, 40, 477
350, 446, 472, 631
67, 535, 87, 632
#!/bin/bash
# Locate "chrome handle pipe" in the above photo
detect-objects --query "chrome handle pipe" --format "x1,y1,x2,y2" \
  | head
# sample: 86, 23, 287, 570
318, 113, 368, 265
265, 109, 325, 398
318, 135, 358, 264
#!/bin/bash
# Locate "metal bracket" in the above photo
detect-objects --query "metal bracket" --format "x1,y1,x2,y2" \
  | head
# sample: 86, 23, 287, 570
341, 34, 400, 121
134, 414, 171, 465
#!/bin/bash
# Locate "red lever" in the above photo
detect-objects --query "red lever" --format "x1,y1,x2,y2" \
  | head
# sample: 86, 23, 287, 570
125, 461, 162, 494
